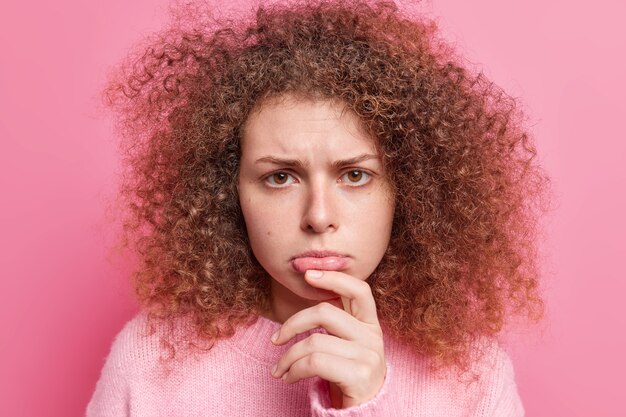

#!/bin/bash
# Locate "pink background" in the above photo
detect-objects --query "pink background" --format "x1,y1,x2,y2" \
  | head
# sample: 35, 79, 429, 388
1, 0, 624, 415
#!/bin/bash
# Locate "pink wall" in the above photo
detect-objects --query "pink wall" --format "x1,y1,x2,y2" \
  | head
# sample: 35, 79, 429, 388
1, 1, 624, 416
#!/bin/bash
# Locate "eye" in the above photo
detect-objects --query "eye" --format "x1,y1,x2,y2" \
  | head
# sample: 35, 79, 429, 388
265, 172, 296, 187
340, 170, 371, 186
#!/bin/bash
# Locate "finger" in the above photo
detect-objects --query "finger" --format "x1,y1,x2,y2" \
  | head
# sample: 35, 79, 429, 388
280, 351, 363, 386
271, 333, 367, 379
272, 301, 374, 344
341, 296, 352, 316
304, 270, 379, 325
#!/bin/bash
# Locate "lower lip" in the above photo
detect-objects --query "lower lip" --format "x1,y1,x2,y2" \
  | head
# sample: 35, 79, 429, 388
291, 256, 349, 273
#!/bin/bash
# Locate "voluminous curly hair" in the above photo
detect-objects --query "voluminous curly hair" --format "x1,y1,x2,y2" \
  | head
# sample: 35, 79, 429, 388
104, 0, 551, 374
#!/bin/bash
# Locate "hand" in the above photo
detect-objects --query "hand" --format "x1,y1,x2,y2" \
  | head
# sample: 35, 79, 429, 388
269, 269, 387, 409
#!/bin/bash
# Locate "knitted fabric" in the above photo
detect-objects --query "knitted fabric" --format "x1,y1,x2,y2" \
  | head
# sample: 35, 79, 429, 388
87, 311, 524, 416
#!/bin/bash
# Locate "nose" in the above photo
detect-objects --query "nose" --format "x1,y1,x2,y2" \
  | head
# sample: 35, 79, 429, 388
300, 179, 339, 233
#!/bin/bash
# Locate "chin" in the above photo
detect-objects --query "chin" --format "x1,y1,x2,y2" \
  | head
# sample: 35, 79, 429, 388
290, 279, 337, 301
302, 287, 338, 301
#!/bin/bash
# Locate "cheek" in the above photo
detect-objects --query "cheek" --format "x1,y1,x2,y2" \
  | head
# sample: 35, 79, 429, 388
243, 212, 291, 272
359, 194, 395, 246
240, 199, 286, 249
248, 217, 281, 239
241, 204, 267, 239
360, 188, 394, 223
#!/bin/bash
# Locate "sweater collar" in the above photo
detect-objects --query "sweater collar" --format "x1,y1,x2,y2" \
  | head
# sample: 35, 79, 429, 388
225, 314, 328, 365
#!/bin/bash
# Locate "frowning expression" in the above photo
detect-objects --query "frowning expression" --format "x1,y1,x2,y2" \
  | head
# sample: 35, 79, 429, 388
238, 95, 395, 320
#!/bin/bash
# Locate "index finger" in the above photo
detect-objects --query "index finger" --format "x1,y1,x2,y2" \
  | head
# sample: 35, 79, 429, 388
305, 270, 379, 325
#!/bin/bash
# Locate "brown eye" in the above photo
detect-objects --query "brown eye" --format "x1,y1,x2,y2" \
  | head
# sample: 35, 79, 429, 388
341, 170, 371, 186
347, 170, 363, 182
273, 173, 288, 184
266, 172, 295, 187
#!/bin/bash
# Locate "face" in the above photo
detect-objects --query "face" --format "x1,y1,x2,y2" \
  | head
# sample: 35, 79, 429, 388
238, 95, 395, 321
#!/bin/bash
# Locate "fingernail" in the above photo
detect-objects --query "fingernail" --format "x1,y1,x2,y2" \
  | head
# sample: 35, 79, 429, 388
270, 364, 277, 376
307, 270, 323, 279
271, 330, 279, 343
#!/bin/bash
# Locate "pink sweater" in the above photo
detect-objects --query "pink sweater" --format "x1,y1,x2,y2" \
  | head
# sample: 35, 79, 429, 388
86, 311, 524, 416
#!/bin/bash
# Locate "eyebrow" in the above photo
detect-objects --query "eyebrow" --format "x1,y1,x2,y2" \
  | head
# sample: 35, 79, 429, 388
254, 153, 380, 169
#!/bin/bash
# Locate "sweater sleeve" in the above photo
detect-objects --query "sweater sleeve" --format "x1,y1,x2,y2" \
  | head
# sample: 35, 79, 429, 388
309, 362, 400, 417
85, 319, 136, 417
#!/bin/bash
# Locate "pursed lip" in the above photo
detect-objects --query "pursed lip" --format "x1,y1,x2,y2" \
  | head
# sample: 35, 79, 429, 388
291, 250, 348, 260
290, 250, 350, 273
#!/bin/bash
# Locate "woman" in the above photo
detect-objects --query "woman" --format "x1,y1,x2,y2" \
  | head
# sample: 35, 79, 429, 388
88, 1, 550, 415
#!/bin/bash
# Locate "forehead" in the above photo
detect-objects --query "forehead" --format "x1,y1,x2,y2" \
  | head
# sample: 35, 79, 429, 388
241, 96, 379, 157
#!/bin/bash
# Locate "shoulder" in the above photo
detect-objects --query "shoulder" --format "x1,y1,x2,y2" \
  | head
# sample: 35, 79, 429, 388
103, 312, 148, 369
426, 336, 519, 390
470, 337, 518, 385
465, 337, 525, 415
87, 312, 159, 416
382, 330, 516, 378
111, 310, 151, 345
102, 311, 174, 377
110, 311, 154, 348
383, 333, 523, 414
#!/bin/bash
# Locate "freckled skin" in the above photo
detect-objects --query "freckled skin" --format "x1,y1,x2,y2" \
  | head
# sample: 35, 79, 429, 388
238, 95, 395, 323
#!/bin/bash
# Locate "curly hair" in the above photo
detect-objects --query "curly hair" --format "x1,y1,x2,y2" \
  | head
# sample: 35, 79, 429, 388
103, 0, 552, 375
